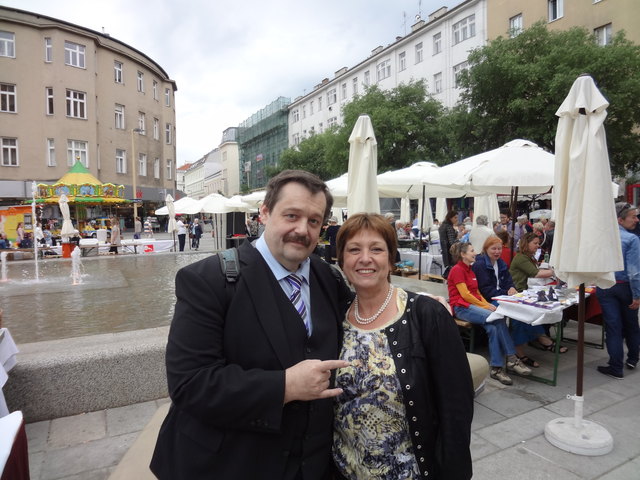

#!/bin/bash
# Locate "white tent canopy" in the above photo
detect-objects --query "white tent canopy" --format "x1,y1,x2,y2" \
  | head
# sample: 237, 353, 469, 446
376, 161, 466, 199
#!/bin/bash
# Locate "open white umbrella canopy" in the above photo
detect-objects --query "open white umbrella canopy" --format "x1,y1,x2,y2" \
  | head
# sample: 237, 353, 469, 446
551, 75, 622, 288
165, 194, 178, 233
347, 114, 379, 214
326, 173, 348, 208
424, 139, 555, 196
199, 193, 231, 214
156, 196, 202, 215
241, 190, 266, 208
226, 195, 255, 212
378, 161, 467, 199
58, 193, 75, 237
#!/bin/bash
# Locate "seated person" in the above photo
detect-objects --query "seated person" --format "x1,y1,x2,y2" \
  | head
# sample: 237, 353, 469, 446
395, 220, 409, 239
0, 232, 9, 249
510, 232, 568, 353
447, 242, 531, 385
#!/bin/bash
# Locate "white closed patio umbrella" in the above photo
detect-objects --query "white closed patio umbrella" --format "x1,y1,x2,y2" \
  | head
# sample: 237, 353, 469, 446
347, 115, 379, 215
473, 194, 500, 227
58, 193, 75, 241
544, 75, 621, 456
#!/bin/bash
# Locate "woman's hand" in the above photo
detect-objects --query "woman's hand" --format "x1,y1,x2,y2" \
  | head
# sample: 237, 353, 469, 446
485, 304, 497, 312
507, 287, 517, 296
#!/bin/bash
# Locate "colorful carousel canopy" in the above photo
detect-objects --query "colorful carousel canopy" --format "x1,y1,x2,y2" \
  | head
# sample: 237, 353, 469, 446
34, 161, 130, 205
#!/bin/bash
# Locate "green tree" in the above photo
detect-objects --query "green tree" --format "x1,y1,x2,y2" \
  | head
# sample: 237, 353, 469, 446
455, 22, 640, 175
273, 131, 337, 180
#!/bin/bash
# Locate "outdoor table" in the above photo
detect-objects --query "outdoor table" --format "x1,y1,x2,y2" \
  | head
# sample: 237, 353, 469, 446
492, 289, 585, 386
398, 248, 443, 276
0, 411, 29, 480
0, 329, 18, 417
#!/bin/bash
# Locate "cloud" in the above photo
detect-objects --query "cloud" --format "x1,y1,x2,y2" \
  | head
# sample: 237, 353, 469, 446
9, 0, 459, 164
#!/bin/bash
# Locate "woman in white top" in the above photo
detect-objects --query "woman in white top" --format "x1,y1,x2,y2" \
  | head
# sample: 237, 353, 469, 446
176, 218, 187, 252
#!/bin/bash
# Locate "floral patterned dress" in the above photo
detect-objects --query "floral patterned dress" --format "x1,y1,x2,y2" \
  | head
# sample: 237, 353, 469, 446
333, 288, 420, 479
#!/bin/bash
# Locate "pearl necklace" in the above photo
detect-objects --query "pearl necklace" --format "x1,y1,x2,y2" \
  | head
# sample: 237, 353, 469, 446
354, 284, 394, 325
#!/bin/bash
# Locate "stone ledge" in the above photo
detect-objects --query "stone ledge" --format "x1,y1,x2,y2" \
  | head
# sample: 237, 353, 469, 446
5, 327, 169, 423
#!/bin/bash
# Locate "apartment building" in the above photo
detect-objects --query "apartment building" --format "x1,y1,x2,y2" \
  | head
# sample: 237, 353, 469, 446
0, 6, 177, 217
203, 127, 240, 197
487, 0, 640, 44
287, 0, 486, 147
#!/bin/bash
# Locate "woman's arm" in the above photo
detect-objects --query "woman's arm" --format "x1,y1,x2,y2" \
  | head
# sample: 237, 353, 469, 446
455, 283, 494, 310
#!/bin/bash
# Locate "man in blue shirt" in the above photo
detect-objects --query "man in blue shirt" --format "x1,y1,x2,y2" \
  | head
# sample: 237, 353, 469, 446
596, 202, 640, 379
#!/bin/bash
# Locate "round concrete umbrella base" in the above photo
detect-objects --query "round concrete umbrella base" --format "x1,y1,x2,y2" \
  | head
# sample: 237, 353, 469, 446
545, 418, 613, 456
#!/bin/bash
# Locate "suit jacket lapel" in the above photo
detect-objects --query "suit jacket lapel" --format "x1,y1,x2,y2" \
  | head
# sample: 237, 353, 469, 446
238, 242, 293, 368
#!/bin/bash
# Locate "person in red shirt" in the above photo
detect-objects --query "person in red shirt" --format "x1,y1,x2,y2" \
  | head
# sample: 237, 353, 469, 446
447, 242, 531, 385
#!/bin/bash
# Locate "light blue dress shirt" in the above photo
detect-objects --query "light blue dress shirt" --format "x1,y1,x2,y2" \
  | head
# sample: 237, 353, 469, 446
256, 235, 313, 335
616, 225, 640, 299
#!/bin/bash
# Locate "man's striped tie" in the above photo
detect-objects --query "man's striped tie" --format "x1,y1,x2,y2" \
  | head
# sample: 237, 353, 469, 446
286, 274, 310, 336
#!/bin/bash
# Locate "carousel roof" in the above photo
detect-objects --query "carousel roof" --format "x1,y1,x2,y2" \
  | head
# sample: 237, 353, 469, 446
34, 161, 130, 205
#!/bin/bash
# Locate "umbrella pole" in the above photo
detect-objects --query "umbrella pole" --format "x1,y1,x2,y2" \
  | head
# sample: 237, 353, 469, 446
418, 186, 425, 279
172, 231, 176, 252
509, 186, 518, 261
573, 283, 586, 427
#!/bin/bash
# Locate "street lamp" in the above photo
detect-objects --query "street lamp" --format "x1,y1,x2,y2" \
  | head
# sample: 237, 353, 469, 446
130, 127, 144, 219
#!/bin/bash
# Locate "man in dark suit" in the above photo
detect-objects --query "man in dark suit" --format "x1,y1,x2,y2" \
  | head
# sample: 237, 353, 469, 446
150, 170, 352, 479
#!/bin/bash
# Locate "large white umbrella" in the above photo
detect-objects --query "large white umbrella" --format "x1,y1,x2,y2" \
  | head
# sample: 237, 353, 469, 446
545, 75, 621, 456
377, 161, 466, 199
473, 194, 500, 226
424, 139, 555, 196
155, 196, 202, 215
241, 190, 266, 208
347, 114, 379, 214
326, 173, 348, 208
58, 193, 75, 239
166, 194, 177, 233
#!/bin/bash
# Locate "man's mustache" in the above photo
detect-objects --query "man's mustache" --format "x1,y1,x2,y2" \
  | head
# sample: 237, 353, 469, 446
283, 233, 310, 247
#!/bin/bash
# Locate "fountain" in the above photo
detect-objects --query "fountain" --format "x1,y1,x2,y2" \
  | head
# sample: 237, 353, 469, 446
70, 246, 83, 285
31, 181, 40, 282
0, 251, 7, 282
0, 252, 209, 343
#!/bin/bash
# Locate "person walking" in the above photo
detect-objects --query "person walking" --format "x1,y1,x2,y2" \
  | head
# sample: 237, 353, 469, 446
150, 170, 352, 480
190, 218, 203, 250
596, 202, 640, 379
176, 217, 187, 252
109, 217, 121, 254
134, 216, 142, 239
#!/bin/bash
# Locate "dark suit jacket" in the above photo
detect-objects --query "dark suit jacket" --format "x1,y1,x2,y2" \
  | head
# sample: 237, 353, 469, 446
150, 242, 351, 479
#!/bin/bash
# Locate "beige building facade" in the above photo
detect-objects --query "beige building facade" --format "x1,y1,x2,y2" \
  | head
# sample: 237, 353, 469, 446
487, 0, 640, 44
0, 7, 177, 219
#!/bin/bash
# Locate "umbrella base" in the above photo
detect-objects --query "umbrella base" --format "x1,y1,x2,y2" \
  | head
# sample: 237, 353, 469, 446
545, 417, 613, 456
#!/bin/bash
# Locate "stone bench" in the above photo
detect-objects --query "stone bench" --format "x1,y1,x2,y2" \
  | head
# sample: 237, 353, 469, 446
4, 327, 169, 423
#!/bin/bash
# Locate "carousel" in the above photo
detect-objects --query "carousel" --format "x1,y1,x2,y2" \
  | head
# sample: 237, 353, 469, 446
34, 161, 130, 236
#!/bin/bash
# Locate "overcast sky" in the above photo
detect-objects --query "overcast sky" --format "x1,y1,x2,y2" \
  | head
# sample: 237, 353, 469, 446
8, 0, 460, 165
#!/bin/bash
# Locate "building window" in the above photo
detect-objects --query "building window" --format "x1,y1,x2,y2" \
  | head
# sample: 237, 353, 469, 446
0, 31, 15, 58
548, 0, 563, 22
44, 87, 54, 115
292, 133, 300, 146
67, 139, 88, 167
1, 84, 17, 113
399, 51, 406, 71
115, 104, 125, 129
376, 59, 391, 81
318, 122, 324, 133
116, 149, 126, 173
453, 61, 468, 88
137, 71, 144, 92
1, 137, 18, 166
353, 77, 359, 95
341, 82, 348, 100
302, 105, 307, 119
415, 42, 424, 64
153, 118, 160, 140
327, 88, 337, 105
433, 72, 442, 94
138, 112, 146, 132
154, 158, 160, 179
166, 159, 172, 180
310, 100, 314, 115
292, 108, 299, 122
165, 123, 172, 144
364, 70, 370, 86
328, 117, 338, 128
153, 80, 158, 100
594, 23, 612, 46
318, 96, 322, 110
64, 41, 85, 68
138, 153, 147, 176
433, 33, 442, 55
114, 61, 123, 83
453, 15, 476, 44
47, 138, 56, 167
165, 88, 171, 107
509, 14, 523, 38
65, 90, 86, 118
45, 37, 53, 62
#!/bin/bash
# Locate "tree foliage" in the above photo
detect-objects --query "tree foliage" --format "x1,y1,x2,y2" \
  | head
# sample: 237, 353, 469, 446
456, 22, 640, 175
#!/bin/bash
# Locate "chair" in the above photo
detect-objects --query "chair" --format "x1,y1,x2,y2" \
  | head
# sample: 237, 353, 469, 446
454, 318, 476, 353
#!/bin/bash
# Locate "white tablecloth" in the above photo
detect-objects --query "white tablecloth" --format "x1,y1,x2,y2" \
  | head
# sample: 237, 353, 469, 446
398, 249, 443, 275
0, 329, 18, 417
494, 301, 564, 326
49, 239, 175, 255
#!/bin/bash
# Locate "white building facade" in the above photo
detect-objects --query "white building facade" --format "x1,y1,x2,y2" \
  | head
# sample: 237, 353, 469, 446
287, 0, 486, 146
